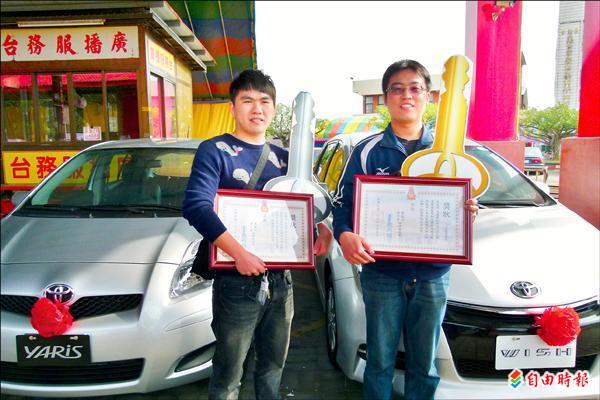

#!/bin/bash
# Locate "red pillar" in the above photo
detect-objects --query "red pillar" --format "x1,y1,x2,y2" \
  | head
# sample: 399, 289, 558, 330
465, 1, 525, 169
559, 1, 600, 228
576, 1, 600, 138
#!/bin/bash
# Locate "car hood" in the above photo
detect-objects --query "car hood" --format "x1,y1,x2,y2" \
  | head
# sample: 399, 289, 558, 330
1, 215, 200, 265
449, 204, 599, 308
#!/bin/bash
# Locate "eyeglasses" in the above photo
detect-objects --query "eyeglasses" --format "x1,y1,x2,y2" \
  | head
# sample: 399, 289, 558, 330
385, 85, 427, 96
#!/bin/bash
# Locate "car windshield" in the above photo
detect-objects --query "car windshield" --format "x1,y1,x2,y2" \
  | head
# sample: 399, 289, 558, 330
14, 147, 196, 217
525, 147, 543, 158
465, 145, 554, 207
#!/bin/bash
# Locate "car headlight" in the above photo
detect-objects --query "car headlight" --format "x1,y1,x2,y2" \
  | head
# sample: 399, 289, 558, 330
170, 239, 212, 299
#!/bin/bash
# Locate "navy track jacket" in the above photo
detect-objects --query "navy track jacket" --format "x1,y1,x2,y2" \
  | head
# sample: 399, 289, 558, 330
331, 124, 451, 280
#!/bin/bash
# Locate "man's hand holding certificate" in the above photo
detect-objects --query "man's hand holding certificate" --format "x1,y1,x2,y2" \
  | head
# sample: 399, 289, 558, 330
211, 189, 315, 270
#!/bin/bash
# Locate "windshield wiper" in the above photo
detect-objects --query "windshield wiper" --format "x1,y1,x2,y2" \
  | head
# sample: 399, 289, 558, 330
77, 205, 146, 213
124, 204, 182, 212
22, 204, 82, 212
79, 204, 182, 214
22, 203, 181, 214
479, 200, 542, 208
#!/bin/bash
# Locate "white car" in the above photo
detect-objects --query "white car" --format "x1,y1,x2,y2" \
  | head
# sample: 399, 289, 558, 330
312, 133, 599, 399
1, 139, 214, 397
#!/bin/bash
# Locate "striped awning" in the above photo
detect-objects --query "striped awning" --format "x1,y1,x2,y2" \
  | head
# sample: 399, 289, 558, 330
169, 1, 256, 100
315, 114, 382, 140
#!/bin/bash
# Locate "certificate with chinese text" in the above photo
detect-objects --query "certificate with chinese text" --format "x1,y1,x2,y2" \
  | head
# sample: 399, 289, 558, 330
211, 189, 315, 269
353, 175, 472, 264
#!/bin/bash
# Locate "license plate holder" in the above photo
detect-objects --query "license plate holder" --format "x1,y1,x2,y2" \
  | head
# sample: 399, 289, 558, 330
17, 334, 91, 366
495, 334, 576, 370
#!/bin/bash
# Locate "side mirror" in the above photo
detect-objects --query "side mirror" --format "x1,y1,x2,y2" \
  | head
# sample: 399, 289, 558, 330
533, 181, 550, 194
11, 191, 30, 207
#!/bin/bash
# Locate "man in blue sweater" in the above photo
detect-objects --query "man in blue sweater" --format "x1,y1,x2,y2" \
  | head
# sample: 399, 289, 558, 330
332, 60, 478, 400
183, 70, 331, 400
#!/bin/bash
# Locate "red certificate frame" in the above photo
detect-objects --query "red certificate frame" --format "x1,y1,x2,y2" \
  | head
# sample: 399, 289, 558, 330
211, 188, 315, 270
353, 175, 472, 265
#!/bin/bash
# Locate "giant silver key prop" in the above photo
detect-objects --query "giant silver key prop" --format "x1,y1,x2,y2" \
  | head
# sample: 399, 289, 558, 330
264, 91, 332, 224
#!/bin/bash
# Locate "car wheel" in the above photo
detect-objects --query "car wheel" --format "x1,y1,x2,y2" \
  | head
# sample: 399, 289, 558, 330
325, 274, 340, 369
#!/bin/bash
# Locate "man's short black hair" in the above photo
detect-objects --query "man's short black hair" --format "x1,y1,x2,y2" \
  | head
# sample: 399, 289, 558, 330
229, 69, 276, 103
382, 60, 432, 95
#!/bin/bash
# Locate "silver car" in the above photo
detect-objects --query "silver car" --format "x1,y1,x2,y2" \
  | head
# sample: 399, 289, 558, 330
1, 139, 214, 397
313, 133, 599, 399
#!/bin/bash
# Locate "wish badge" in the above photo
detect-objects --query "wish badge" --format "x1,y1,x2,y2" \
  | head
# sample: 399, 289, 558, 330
400, 55, 490, 198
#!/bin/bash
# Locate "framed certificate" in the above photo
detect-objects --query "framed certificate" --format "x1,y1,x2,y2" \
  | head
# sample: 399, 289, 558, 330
211, 189, 315, 269
353, 175, 472, 265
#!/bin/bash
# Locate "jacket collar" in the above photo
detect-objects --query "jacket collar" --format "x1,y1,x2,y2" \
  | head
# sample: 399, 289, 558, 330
380, 123, 435, 154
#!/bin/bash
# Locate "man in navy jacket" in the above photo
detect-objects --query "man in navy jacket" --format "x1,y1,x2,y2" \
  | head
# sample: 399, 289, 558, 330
332, 60, 477, 400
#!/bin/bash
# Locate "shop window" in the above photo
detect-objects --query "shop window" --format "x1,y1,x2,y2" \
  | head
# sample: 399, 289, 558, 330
38, 74, 70, 142
150, 74, 164, 138
150, 74, 177, 138
365, 95, 374, 114
1, 71, 139, 145
107, 72, 139, 140
1, 74, 34, 143
164, 80, 177, 138
73, 73, 104, 141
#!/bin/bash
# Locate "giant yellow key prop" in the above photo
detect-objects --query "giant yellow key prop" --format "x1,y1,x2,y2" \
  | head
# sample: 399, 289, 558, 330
400, 55, 490, 197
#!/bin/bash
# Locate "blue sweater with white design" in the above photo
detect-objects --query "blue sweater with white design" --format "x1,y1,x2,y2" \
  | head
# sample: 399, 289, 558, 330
183, 133, 288, 242
332, 124, 451, 281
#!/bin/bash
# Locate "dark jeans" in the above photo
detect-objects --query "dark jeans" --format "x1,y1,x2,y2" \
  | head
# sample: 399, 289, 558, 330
360, 267, 450, 400
208, 271, 294, 400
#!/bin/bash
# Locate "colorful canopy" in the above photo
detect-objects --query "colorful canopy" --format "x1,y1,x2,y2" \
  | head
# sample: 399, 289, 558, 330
169, 1, 256, 100
315, 114, 383, 140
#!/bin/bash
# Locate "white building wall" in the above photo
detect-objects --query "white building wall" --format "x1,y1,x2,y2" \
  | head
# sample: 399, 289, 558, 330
554, 1, 584, 109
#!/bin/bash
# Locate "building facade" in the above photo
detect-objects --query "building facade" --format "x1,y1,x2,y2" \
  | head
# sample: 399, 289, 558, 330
0, 1, 213, 192
554, 1, 584, 109
352, 75, 442, 114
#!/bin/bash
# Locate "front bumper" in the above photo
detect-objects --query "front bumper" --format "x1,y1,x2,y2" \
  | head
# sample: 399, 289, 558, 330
1, 267, 216, 397
336, 284, 599, 399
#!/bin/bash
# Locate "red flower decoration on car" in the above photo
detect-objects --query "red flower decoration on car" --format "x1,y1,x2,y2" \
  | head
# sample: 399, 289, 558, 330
30, 298, 73, 338
534, 306, 581, 346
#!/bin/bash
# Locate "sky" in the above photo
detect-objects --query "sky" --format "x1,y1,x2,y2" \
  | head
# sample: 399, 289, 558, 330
255, 1, 560, 120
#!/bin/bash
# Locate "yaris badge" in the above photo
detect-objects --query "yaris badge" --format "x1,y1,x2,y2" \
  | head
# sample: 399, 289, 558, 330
510, 281, 540, 299
43, 283, 74, 304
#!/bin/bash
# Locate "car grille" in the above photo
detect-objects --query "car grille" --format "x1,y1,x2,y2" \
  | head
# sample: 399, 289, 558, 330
0, 358, 144, 384
0, 294, 143, 320
443, 300, 600, 379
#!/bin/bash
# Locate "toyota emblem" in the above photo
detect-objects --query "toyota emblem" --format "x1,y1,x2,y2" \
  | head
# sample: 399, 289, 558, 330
43, 283, 74, 304
510, 281, 541, 299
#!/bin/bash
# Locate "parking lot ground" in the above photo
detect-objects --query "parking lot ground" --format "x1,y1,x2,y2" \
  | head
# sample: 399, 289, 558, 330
2, 270, 363, 400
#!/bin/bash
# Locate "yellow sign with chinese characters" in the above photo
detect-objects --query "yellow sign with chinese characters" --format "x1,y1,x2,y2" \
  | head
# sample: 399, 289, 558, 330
148, 38, 175, 76
3, 150, 129, 187
3, 150, 78, 186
